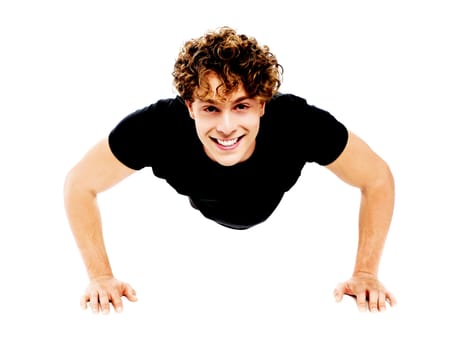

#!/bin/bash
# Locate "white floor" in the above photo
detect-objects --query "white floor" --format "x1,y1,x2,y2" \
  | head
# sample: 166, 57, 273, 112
1, 1, 456, 349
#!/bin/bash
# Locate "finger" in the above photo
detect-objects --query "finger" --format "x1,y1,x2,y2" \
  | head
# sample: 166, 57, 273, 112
368, 290, 379, 312
356, 292, 368, 312
80, 294, 89, 310
333, 286, 344, 302
99, 292, 111, 315
90, 292, 100, 314
111, 293, 124, 313
378, 291, 387, 312
386, 290, 397, 307
124, 284, 138, 302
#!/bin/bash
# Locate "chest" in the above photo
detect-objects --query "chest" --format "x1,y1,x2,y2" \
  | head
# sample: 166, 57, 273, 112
153, 143, 305, 199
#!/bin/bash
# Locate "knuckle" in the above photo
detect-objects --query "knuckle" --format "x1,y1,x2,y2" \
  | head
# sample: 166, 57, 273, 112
369, 302, 378, 309
357, 300, 367, 310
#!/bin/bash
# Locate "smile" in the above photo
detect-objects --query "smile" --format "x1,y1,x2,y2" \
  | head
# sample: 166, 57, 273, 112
211, 136, 244, 149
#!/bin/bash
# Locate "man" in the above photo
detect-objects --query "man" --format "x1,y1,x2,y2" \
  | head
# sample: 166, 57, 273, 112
64, 26, 396, 314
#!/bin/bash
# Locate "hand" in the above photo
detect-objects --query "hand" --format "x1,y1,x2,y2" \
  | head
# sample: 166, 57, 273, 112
333, 272, 396, 312
80, 276, 138, 314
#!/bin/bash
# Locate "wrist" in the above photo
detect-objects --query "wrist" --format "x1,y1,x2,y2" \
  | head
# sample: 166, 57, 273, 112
352, 270, 378, 279
88, 271, 114, 281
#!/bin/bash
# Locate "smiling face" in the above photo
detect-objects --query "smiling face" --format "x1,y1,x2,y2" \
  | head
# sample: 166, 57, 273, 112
185, 73, 266, 166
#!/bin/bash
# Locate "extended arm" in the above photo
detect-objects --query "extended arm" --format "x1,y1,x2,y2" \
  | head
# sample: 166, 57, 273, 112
326, 131, 397, 312
64, 138, 138, 314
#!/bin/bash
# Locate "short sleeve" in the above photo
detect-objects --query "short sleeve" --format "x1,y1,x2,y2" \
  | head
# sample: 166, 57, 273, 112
108, 105, 155, 170
302, 104, 349, 165
266, 94, 349, 166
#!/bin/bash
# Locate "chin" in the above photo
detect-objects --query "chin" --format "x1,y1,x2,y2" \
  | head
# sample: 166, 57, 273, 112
215, 158, 241, 167
211, 152, 245, 166
205, 145, 249, 166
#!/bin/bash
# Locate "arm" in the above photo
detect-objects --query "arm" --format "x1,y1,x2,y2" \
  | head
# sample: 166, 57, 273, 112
64, 138, 138, 314
325, 131, 397, 312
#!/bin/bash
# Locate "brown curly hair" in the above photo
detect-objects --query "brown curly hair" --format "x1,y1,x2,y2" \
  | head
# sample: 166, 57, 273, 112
172, 27, 283, 102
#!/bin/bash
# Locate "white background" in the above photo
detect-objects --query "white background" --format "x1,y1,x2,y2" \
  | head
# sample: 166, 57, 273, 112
1, 0, 456, 348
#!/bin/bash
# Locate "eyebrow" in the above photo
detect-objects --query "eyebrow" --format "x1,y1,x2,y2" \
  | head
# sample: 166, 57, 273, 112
202, 96, 251, 105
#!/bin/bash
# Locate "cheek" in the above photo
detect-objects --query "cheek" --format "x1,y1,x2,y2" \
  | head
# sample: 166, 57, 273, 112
246, 117, 261, 134
193, 119, 210, 138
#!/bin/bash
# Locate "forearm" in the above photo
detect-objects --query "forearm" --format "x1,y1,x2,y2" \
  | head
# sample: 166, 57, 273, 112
354, 171, 395, 277
64, 182, 113, 280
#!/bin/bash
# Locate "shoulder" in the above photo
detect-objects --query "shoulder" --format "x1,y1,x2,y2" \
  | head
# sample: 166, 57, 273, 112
128, 96, 188, 121
265, 92, 343, 126
261, 93, 349, 165
263, 93, 320, 129
108, 96, 191, 170
154, 96, 187, 112
266, 93, 309, 110
265, 93, 329, 123
112, 96, 190, 134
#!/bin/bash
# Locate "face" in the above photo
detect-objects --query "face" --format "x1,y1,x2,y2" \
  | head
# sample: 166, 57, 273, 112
185, 73, 265, 166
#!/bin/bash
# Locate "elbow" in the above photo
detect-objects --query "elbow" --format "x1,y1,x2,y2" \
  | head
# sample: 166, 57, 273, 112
380, 161, 395, 191
63, 167, 96, 203
63, 169, 76, 199
63, 168, 79, 204
362, 160, 395, 196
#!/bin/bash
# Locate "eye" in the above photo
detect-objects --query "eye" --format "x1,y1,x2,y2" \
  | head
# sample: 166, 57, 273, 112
235, 103, 249, 111
203, 105, 219, 113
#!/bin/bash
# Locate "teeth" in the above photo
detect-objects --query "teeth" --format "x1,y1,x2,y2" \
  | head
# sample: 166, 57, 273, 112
217, 138, 238, 147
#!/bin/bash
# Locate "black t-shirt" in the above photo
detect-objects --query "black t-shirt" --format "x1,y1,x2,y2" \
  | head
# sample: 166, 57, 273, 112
108, 93, 348, 229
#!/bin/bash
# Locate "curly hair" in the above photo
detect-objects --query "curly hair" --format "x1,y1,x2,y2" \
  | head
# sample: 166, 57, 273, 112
172, 27, 283, 102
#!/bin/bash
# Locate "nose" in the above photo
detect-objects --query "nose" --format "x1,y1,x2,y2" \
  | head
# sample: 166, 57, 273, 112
216, 111, 236, 135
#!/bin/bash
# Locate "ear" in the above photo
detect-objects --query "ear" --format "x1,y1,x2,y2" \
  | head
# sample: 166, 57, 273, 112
185, 100, 195, 119
259, 101, 266, 117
